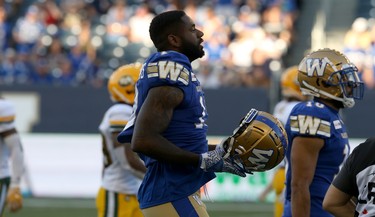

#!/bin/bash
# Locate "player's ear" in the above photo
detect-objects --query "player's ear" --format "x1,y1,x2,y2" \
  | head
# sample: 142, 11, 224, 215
167, 34, 181, 48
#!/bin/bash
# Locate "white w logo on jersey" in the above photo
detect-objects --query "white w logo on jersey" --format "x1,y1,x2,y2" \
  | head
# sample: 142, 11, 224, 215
158, 61, 183, 81
306, 58, 329, 77
298, 115, 321, 135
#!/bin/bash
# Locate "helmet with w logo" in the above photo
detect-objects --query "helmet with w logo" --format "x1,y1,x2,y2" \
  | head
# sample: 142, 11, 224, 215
298, 48, 364, 108
227, 109, 288, 172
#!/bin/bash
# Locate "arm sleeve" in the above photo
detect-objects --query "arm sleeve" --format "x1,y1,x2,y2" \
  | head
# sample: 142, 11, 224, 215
332, 149, 357, 196
4, 133, 24, 188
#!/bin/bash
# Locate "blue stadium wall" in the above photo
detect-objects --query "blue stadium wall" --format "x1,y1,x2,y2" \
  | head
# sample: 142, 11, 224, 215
1, 85, 373, 138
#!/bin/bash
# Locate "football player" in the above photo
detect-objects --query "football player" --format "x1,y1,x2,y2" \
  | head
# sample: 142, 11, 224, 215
282, 48, 365, 217
258, 66, 307, 217
273, 66, 308, 126
323, 137, 375, 217
96, 63, 147, 217
117, 10, 245, 217
0, 96, 24, 215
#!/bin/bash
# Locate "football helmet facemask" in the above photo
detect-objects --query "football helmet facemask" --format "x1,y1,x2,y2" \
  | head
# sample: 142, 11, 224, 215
281, 66, 306, 101
298, 48, 364, 108
228, 109, 288, 172
108, 62, 142, 104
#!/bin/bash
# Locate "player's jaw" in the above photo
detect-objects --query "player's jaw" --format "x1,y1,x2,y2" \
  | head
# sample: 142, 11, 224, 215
181, 38, 205, 62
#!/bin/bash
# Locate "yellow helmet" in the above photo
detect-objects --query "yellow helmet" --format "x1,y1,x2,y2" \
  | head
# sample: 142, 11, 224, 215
107, 62, 142, 104
280, 66, 306, 101
297, 48, 364, 108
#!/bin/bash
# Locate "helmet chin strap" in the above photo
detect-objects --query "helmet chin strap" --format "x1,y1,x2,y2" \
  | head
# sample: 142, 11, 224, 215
342, 97, 355, 108
301, 81, 355, 108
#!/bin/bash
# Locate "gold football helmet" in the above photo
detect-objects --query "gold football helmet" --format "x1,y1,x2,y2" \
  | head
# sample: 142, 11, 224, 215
280, 66, 306, 101
298, 48, 364, 108
107, 62, 142, 104
228, 109, 288, 172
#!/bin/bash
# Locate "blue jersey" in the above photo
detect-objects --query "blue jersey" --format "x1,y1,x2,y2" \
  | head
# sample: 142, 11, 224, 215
283, 100, 350, 217
118, 51, 215, 209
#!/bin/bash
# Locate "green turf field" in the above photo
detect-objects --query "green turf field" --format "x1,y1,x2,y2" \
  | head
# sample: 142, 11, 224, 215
4, 197, 274, 217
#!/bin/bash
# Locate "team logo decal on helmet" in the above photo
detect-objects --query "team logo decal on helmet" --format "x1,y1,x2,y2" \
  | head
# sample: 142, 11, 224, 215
297, 48, 364, 108
228, 109, 288, 172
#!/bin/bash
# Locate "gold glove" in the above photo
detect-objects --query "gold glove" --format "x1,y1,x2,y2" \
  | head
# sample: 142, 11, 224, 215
6, 187, 23, 212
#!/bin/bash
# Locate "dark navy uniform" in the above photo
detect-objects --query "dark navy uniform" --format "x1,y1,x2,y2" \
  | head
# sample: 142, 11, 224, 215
283, 99, 350, 217
118, 51, 215, 211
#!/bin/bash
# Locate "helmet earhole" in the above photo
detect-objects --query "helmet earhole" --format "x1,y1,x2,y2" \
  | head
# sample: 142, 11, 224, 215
321, 80, 330, 87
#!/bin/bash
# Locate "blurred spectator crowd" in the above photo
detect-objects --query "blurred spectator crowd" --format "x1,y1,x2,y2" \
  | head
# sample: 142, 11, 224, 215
343, 16, 375, 90
0, 0, 300, 88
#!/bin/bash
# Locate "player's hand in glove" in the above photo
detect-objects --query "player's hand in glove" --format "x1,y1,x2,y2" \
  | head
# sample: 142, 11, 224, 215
216, 136, 235, 159
217, 137, 254, 175
6, 187, 22, 212
199, 144, 246, 177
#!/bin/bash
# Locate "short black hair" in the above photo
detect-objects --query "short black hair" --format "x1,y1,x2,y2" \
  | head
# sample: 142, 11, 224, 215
149, 10, 186, 51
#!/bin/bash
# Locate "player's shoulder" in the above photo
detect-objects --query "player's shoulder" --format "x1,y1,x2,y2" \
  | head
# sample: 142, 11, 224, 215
105, 103, 133, 118
364, 137, 375, 145
107, 103, 132, 113
346, 138, 375, 177
0, 99, 15, 117
288, 100, 335, 137
276, 100, 300, 113
150, 51, 190, 63
141, 51, 193, 86
273, 100, 288, 110
146, 51, 191, 69
353, 137, 375, 154
102, 103, 132, 128
291, 100, 334, 119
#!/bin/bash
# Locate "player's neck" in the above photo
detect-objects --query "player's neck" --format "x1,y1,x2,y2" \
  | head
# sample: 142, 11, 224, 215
315, 98, 341, 111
